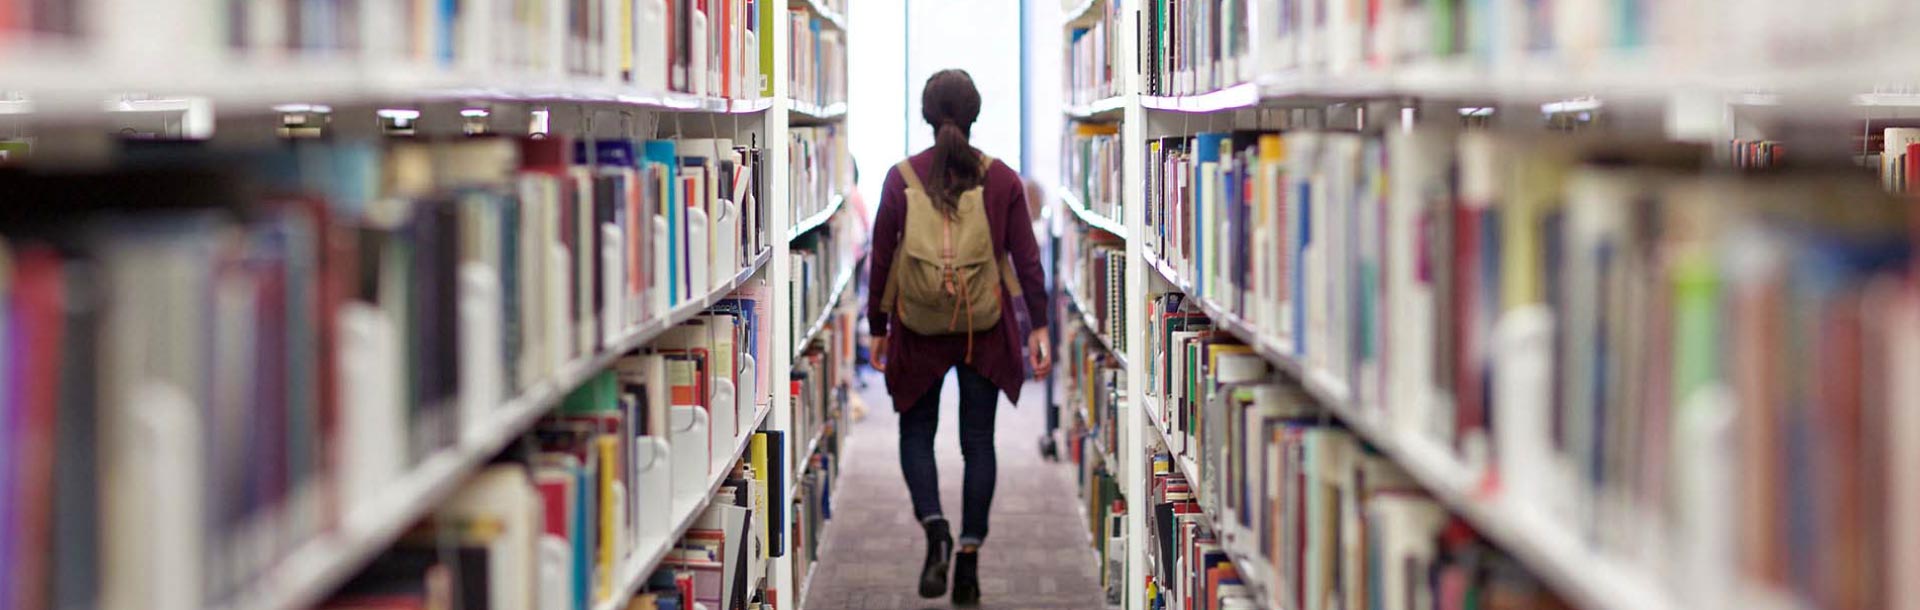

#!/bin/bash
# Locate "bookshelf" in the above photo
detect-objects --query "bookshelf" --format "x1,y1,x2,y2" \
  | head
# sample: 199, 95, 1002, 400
0, 2, 860, 610
209, 247, 770, 610
1062, 2, 1920, 610
1139, 247, 1676, 610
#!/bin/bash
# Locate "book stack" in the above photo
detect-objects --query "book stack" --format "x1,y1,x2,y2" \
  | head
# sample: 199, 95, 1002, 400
1063, 122, 1123, 223
215, 0, 770, 98
1732, 138, 1785, 170
1883, 127, 1920, 194
790, 432, 841, 590
1064, 0, 1121, 107
791, 312, 852, 467
788, 125, 847, 227
1144, 123, 1920, 608
787, 6, 846, 110
1063, 324, 1125, 468
787, 210, 863, 355
0, 130, 772, 610
1059, 220, 1126, 355
1141, 0, 1256, 97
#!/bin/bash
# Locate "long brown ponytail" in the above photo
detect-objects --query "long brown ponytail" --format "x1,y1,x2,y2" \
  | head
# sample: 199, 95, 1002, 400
920, 69, 984, 217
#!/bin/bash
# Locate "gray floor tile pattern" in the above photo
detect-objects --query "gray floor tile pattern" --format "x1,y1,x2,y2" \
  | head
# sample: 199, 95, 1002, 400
800, 369, 1106, 610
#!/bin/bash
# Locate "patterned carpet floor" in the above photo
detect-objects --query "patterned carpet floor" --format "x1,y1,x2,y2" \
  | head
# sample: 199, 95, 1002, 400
799, 368, 1107, 610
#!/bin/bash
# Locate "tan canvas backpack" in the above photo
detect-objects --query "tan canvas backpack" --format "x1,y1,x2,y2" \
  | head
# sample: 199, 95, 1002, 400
881, 155, 1022, 358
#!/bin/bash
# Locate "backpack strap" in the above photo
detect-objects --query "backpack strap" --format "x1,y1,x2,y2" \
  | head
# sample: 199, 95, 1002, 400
976, 155, 1026, 302
879, 160, 920, 320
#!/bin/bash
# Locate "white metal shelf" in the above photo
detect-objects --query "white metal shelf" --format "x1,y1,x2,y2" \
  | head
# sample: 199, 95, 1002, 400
1065, 96, 1126, 120
1060, 190, 1126, 237
1064, 280, 1126, 368
791, 251, 864, 361
787, 193, 847, 241
1061, 0, 1103, 27
1138, 247, 1682, 610
1135, 58, 1920, 112
0, 60, 777, 117
790, 0, 848, 30
788, 99, 848, 121
1141, 82, 1264, 113
214, 247, 772, 610
594, 404, 775, 610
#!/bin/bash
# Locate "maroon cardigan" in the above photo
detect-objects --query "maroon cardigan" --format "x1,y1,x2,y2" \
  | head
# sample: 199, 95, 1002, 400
866, 148, 1050, 410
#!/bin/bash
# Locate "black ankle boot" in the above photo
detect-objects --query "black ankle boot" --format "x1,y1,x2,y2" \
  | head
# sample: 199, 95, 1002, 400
918, 519, 953, 598
951, 550, 980, 606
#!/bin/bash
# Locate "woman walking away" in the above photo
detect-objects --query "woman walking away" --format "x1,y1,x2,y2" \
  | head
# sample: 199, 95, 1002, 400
866, 69, 1052, 607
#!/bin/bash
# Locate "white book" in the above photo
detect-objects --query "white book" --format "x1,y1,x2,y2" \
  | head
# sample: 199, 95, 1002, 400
338, 303, 406, 520
637, 0, 670, 91
1365, 496, 1446, 610
671, 405, 712, 514
1385, 130, 1447, 437
687, 208, 711, 300
458, 264, 506, 444
602, 227, 626, 344
547, 243, 572, 371
690, 9, 709, 96
712, 199, 738, 290
653, 216, 671, 313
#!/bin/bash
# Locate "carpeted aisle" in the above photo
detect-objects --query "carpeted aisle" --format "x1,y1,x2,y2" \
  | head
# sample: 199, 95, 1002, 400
800, 368, 1107, 610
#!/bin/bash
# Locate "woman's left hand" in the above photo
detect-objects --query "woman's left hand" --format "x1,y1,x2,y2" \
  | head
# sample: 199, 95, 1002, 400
1027, 328, 1052, 378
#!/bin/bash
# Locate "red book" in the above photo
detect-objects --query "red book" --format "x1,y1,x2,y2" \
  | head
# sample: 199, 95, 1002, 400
11, 246, 65, 610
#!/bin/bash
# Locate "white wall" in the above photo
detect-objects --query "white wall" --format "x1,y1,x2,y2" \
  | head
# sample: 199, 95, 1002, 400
849, 0, 1033, 220
846, 0, 908, 220
905, 0, 1025, 172
1023, 0, 1064, 191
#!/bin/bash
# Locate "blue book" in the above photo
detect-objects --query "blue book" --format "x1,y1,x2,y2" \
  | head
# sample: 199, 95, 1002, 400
645, 140, 682, 304
1192, 132, 1227, 299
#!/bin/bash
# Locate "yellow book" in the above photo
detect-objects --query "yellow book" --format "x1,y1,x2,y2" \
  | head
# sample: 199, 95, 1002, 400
595, 434, 618, 601
749, 432, 772, 547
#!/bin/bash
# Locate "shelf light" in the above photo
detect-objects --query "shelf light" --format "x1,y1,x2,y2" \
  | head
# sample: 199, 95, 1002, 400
1540, 97, 1603, 115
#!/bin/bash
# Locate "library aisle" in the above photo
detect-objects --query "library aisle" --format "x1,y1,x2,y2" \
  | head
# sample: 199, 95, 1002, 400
801, 371, 1105, 610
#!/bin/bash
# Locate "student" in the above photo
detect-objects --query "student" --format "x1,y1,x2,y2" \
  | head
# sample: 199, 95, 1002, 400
865, 69, 1052, 606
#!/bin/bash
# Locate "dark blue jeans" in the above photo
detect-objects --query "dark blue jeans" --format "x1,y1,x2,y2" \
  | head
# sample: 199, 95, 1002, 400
899, 364, 998, 547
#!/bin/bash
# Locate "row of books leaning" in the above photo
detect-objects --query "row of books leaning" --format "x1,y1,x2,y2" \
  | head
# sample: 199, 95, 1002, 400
1055, 269, 1130, 606
321, 357, 785, 610
49, 0, 775, 99
1144, 125, 1920, 610
1143, 291, 1571, 610
787, 8, 847, 111
1063, 122, 1124, 224
1142, 0, 1920, 97
1064, 0, 1122, 107
789, 285, 857, 597
788, 211, 866, 357
788, 125, 848, 228
0, 131, 772, 610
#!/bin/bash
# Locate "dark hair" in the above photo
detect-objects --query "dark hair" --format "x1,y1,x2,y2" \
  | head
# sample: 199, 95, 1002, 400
920, 69, 983, 216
